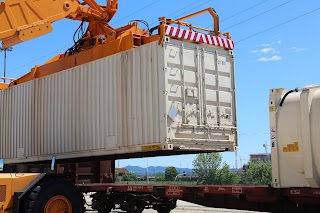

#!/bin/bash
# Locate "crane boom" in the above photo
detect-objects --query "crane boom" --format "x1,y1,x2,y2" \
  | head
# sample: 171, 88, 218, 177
0, 3, 227, 90
0, 0, 118, 48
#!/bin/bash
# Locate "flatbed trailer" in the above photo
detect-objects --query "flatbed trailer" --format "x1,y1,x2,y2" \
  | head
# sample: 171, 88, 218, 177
2, 159, 320, 213
79, 182, 320, 213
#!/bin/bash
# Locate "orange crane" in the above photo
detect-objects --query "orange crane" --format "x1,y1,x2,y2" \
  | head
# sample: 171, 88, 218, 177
0, 0, 152, 88
0, 0, 222, 89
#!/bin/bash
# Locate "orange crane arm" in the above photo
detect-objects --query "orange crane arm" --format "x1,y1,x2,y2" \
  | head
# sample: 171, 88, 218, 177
0, 3, 231, 90
0, 0, 118, 48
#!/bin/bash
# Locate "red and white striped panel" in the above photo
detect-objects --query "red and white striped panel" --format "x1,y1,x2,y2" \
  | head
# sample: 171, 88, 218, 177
164, 25, 234, 50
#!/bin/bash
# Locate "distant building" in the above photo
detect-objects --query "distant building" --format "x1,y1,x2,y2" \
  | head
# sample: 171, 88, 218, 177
249, 153, 271, 163
115, 168, 128, 176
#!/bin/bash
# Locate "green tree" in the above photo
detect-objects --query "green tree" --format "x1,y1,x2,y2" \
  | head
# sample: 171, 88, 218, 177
241, 160, 272, 185
193, 153, 239, 185
115, 170, 120, 182
122, 172, 137, 181
165, 166, 178, 181
215, 163, 240, 185
154, 172, 165, 182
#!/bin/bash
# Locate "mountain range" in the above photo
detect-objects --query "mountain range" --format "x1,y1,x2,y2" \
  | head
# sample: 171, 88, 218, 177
122, 166, 241, 176
123, 166, 193, 176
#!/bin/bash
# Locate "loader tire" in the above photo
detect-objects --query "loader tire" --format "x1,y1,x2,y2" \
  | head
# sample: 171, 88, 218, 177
25, 179, 85, 213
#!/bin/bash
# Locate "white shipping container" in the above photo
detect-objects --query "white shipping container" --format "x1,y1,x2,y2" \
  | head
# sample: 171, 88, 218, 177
0, 39, 237, 164
270, 86, 320, 188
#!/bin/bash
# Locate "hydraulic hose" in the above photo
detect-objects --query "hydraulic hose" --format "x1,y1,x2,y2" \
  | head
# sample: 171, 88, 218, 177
279, 88, 299, 107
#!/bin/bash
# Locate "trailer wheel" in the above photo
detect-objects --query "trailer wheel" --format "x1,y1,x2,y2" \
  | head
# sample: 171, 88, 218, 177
124, 200, 145, 213
96, 206, 112, 213
25, 179, 85, 213
95, 204, 112, 213
91, 192, 113, 213
157, 207, 171, 213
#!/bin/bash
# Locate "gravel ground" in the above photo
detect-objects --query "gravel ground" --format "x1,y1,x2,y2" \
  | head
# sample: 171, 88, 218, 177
84, 194, 256, 213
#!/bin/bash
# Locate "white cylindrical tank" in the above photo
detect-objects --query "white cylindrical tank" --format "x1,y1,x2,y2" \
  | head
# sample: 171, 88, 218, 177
270, 86, 320, 188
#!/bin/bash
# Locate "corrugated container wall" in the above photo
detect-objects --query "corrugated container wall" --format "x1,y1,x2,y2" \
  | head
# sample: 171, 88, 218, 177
0, 39, 237, 164
270, 86, 320, 188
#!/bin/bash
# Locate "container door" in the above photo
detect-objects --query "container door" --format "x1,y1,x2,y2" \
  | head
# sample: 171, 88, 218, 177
165, 41, 236, 127
164, 39, 237, 152
202, 48, 236, 127
164, 42, 200, 125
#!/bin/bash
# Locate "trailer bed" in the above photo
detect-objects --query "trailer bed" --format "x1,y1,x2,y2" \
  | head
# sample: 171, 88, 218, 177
79, 183, 320, 213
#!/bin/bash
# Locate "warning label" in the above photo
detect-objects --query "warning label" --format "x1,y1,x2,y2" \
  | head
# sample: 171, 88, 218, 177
142, 144, 162, 151
166, 186, 182, 197
283, 142, 299, 152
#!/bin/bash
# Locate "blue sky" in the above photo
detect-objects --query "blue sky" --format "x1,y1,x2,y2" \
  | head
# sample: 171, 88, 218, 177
1, 0, 320, 169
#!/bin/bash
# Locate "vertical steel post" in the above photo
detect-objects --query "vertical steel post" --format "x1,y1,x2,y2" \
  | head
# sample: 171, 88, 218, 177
3, 49, 6, 82
0, 47, 13, 83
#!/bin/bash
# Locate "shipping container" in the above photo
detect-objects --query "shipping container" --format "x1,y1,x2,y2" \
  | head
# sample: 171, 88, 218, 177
270, 86, 320, 188
0, 38, 237, 164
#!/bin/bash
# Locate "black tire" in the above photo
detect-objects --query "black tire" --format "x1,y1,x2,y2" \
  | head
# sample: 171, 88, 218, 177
25, 179, 85, 213
91, 192, 113, 213
157, 207, 171, 213
96, 206, 112, 213
97, 208, 112, 213
126, 200, 145, 213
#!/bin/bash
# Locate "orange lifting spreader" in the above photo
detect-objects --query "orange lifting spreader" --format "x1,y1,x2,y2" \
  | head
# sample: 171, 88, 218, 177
0, 0, 120, 47
0, 0, 232, 89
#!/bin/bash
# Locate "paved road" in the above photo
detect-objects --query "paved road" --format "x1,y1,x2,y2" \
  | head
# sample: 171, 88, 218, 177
85, 195, 256, 213
140, 200, 255, 213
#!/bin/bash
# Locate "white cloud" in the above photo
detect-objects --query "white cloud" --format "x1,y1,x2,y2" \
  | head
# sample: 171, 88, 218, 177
258, 55, 282, 62
251, 47, 279, 54
292, 46, 306, 52
261, 47, 275, 53
252, 41, 282, 60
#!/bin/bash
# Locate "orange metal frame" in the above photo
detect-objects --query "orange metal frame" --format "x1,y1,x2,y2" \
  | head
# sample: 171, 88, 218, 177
0, 4, 231, 89
158, 8, 231, 45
